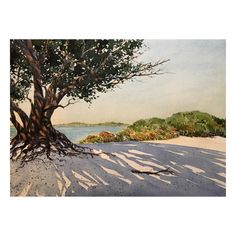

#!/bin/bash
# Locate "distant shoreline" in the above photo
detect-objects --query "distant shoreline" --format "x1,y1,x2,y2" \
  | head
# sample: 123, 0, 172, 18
53, 122, 129, 127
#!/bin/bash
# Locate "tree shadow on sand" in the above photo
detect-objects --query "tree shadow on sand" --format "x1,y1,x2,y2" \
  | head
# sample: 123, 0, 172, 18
10, 141, 226, 196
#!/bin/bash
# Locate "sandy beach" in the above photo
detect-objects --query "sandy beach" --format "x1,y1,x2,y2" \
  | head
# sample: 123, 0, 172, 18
146, 136, 226, 152
10, 136, 226, 196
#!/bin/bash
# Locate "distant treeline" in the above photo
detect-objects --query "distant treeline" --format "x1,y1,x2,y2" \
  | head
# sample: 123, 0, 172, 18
54, 121, 128, 127
80, 111, 226, 144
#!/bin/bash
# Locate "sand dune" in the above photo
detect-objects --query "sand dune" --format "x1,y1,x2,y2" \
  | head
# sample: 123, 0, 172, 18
10, 136, 226, 196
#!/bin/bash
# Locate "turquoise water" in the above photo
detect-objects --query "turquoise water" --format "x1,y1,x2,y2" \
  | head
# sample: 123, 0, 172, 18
10, 125, 126, 143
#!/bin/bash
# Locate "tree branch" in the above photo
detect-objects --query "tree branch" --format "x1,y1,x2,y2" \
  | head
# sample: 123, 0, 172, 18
43, 98, 80, 112
16, 40, 44, 99
10, 100, 30, 129
56, 76, 84, 103
10, 109, 23, 132
81, 45, 97, 57
57, 98, 80, 109
56, 59, 169, 104
95, 41, 128, 73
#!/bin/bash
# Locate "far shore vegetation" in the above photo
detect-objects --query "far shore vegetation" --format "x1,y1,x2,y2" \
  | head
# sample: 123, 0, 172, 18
80, 111, 226, 144
54, 121, 128, 127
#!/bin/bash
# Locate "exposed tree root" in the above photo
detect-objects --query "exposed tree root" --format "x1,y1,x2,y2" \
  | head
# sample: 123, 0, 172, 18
131, 167, 175, 176
10, 130, 109, 168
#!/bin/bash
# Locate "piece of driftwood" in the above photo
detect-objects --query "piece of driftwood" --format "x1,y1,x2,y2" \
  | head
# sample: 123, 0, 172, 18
131, 167, 175, 175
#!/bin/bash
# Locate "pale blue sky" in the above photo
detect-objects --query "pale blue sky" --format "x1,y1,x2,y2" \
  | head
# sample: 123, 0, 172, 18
22, 40, 226, 124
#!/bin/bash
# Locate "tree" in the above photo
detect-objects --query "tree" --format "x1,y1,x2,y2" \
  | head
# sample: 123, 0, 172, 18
10, 39, 169, 163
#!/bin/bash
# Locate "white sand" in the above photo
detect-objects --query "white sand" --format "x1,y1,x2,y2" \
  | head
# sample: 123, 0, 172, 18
146, 136, 226, 152
11, 136, 226, 196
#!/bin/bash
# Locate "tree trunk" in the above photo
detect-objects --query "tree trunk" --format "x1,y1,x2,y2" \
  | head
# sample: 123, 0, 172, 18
11, 40, 101, 163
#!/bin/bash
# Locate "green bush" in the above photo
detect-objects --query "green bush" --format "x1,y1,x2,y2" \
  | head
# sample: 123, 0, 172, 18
80, 134, 103, 144
166, 111, 226, 137
80, 111, 226, 143
80, 127, 178, 144
128, 117, 165, 131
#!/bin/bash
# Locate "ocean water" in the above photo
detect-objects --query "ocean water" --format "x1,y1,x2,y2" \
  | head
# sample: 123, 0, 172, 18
10, 125, 126, 143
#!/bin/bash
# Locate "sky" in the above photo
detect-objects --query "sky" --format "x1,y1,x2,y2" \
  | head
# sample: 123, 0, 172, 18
20, 40, 226, 124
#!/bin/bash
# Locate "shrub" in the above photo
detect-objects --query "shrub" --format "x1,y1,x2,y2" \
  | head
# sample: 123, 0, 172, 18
80, 111, 226, 143
166, 111, 226, 137
128, 117, 165, 131
98, 131, 116, 142
80, 135, 102, 144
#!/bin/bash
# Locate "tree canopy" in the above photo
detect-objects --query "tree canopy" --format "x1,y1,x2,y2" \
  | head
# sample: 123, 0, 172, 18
10, 40, 168, 104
